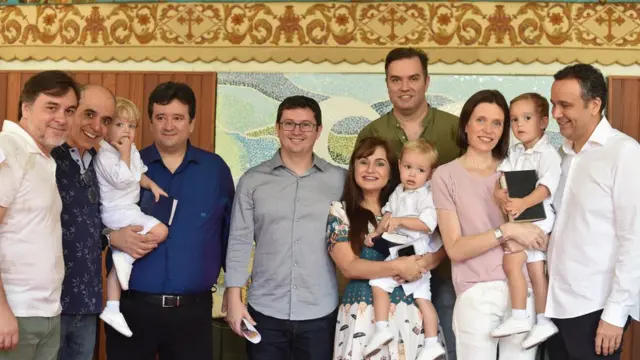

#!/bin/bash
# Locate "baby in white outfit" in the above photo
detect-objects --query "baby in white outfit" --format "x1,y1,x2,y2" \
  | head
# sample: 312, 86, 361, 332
364, 140, 445, 360
95, 97, 169, 337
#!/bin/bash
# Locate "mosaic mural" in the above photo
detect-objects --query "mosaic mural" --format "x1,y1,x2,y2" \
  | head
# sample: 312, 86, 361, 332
215, 72, 561, 181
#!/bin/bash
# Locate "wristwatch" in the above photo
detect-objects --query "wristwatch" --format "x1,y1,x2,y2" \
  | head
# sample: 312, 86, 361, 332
102, 228, 113, 248
494, 227, 506, 245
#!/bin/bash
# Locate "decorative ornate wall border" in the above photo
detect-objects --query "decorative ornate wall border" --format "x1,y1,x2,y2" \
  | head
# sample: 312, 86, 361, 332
1, 2, 639, 65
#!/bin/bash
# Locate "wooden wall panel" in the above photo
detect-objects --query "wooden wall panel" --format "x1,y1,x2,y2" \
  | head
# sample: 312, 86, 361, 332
608, 76, 640, 360
608, 76, 640, 141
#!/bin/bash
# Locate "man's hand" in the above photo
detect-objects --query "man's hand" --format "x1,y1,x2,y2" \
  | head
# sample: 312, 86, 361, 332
595, 319, 624, 356
501, 222, 547, 250
109, 225, 160, 259
224, 288, 256, 337
505, 197, 527, 219
0, 305, 18, 350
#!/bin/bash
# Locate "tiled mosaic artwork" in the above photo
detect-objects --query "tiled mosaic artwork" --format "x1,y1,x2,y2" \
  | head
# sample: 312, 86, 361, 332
215, 73, 561, 181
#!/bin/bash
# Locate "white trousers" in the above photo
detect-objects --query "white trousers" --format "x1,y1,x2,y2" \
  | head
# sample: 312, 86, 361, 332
453, 280, 537, 360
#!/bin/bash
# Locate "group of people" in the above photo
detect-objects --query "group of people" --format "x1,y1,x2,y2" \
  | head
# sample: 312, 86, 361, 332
0, 46, 637, 360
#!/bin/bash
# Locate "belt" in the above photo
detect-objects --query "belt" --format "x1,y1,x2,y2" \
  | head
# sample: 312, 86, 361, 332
124, 290, 211, 308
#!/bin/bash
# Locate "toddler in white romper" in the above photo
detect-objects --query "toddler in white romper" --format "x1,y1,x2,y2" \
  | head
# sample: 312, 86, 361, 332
492, 93, 562, 349
95, 97, 169, 337
364, 140, 445, 360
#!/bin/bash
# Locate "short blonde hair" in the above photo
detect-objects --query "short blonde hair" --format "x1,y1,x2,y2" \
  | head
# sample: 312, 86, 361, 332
401, 139, 438, 168
109, 97, 141, 126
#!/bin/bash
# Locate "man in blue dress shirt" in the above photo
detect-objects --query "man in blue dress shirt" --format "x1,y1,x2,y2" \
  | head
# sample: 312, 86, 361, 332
105, 82, 234, 360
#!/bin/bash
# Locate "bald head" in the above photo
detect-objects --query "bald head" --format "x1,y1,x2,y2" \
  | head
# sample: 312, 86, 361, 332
67, 84, 116, 152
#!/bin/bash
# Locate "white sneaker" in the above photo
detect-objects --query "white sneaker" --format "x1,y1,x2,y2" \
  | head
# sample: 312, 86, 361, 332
112, 252, 132, 291
490, 317, 531, 338
100, 309, 133, 337
364, 328, 394, 358
522, 321, 558, 349
381, 232, 409, 245
417, 342, 446, 360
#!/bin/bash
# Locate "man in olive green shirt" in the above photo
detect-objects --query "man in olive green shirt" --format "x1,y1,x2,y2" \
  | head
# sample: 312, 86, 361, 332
356, 47, 460, 360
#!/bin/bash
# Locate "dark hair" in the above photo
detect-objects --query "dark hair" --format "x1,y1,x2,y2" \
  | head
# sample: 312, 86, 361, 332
456, 90, 511, 160
553, 64, 607, 114
148, 82, 196, 122
385, 47, 429, 79
276, 95, 322, 127
18, 70, 80, 120
511, 92, 549, 131
342, 137, 400, 256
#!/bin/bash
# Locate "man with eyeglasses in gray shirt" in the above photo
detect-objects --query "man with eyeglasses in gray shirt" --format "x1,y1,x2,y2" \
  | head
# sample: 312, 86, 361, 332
224, 95, 346, 360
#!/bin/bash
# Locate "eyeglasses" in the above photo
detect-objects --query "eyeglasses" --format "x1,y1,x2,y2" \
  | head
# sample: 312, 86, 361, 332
278, 120, 317, 132
80, 170, 99, 204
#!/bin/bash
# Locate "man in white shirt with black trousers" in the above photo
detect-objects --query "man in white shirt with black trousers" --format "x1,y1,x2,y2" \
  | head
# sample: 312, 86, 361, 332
546, 63, 640, 359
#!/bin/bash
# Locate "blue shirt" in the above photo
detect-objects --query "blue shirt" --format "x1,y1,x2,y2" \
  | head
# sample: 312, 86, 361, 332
52, 144, 104, 315
130, 142, 234, 295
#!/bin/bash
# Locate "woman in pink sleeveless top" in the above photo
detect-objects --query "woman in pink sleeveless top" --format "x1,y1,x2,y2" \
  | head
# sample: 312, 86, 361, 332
431, 90, 548, 360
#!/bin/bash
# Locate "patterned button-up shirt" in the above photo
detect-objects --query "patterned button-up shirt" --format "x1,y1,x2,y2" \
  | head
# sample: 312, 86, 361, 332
52, 144, 104, 315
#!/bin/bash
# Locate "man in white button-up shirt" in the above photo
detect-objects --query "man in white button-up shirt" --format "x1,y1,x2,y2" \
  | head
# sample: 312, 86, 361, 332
546, 64, 640, 360
0, 71, 80, 360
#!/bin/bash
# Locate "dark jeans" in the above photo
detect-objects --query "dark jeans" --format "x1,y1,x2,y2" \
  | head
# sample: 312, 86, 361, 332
246, 306, 337, 360
431, 273, 457, 360
548, 310, 630, 360
58, 315, 97, 360
105, 291, 213, 360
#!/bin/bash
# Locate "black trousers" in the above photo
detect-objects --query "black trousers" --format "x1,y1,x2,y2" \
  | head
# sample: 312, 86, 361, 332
246, 306, 337, 360
105, 291, 213, 360
547, 310, 630, 360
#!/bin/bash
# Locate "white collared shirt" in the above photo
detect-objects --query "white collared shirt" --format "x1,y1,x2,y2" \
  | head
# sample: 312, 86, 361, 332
0, 120, 64, 317
546, 118, 640, 327
94, 139, 147, 214
382, 181, 442, 252
498, 134, 562, 234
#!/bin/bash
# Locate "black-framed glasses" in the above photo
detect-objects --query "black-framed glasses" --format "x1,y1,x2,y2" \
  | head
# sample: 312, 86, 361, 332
278, 120, 317, 132
80, 170, 99, 204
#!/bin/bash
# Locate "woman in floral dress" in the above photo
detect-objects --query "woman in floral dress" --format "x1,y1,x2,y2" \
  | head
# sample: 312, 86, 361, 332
327, 137, 449, 360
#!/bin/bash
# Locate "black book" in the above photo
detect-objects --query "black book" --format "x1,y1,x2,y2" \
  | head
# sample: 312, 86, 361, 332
139, 189, 178, 226
501, 170, 546, 222
370, 235, 396, 258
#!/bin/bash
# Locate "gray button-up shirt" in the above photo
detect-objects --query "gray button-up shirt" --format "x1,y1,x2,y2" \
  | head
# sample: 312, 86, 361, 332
225, 151, 346, 320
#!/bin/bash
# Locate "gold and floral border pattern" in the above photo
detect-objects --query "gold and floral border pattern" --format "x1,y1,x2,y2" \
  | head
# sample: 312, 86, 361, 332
1, 2, 640, 65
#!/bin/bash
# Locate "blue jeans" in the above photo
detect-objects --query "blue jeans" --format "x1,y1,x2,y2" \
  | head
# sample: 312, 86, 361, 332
57, 315, 97, 360
431, 274, 457, 360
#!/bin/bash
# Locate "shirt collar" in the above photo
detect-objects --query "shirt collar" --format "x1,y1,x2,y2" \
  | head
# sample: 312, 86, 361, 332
2, 120, 45, 155
58, 142, 97, 157
561, 117, 613, 154
146, 140, 200, 164
399, 181, 431, 194
389, 106, 434, 130
269, 150, 328, 172
516, 134, 550, 154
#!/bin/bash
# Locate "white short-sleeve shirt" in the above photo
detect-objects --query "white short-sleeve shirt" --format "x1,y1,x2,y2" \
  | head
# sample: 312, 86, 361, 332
382, 181, 442, 253
0, 120, 64, 317
497, 134, 562, 234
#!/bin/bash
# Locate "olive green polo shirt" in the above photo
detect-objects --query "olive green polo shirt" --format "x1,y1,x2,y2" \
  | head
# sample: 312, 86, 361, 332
356, 107, 462, 280
356, 107, 461, 166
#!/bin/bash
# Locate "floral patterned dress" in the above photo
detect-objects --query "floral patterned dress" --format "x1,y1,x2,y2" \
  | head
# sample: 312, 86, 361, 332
327, 202, 448, 360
